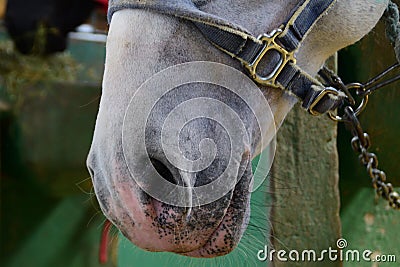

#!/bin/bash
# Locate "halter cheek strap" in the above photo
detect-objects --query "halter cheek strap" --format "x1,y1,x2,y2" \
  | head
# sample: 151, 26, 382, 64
108, 0, 346, 115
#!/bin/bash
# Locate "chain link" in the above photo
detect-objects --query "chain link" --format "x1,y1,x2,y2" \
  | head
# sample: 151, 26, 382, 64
344, 106, 400, 210
320, 65, 400, 210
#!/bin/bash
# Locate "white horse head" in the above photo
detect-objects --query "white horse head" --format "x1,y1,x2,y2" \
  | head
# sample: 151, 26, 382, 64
87, 0, 388, 258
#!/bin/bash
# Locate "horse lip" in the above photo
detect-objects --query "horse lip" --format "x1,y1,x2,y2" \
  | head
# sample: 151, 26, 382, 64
149, 195, 231, 253
179, 198, 235, 256
96, 150, 253, 256
149, 190, 235, 255
183, 178, 251, 256
158, 154, 252, 256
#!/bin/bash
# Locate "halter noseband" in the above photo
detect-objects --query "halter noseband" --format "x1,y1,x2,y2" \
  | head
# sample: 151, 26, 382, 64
194, 0, 342, 116
109, 0, 345, 115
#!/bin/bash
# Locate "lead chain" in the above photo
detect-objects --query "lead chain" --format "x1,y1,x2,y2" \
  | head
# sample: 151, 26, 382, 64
344, 106, 400, 210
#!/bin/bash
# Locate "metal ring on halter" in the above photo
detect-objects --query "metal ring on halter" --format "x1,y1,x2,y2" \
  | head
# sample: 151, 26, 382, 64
328, 83, 369, 122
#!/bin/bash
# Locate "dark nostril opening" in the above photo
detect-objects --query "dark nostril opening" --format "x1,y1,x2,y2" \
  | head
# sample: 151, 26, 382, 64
150, 158, 179, 185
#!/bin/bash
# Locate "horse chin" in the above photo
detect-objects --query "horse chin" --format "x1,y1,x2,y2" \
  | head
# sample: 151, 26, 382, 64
110, 159, 252, 258
179, 181, 252, 258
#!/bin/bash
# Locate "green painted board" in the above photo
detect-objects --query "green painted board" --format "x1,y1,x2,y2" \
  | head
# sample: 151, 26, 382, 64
341, 188, 400, 267
5, 195, 113, 267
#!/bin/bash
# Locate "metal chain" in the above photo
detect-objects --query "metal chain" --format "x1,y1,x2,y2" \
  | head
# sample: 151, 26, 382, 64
343, 106, 400, 210
319, 67, 400, 210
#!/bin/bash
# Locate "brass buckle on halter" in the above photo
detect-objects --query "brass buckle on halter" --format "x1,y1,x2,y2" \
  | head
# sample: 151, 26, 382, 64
244, 29, 296, 88
308, 87, 339, 116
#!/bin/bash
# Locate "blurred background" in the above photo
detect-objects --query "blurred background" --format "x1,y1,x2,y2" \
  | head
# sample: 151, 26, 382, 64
0, 0, 113, 266
0, 0, 399, 266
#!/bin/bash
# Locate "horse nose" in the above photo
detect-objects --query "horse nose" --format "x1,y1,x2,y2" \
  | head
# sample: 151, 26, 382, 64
149, 156, 198, 217
140, 98, 252, 207
150, 158, 184, 186
147, 134, 249, 202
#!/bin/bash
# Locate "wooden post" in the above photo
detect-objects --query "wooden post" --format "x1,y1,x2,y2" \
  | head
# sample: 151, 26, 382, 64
269, 56, 342, 266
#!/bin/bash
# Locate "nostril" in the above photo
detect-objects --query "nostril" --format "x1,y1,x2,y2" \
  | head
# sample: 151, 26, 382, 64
150, 158, 180, 185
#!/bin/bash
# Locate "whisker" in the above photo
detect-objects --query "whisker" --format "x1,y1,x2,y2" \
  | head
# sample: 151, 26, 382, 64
79, 95, 101, 108
86, 210, 103, 228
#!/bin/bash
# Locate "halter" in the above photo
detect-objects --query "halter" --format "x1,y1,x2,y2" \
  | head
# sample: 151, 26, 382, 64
107, 0, 400, 210
194, 0, 342, 116
109, 0, 345, 115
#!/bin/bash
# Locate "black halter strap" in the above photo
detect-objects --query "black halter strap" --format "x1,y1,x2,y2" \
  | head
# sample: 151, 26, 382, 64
108, 0, 346, 115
